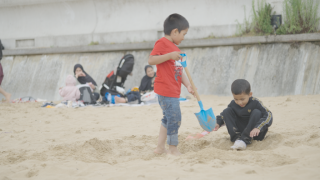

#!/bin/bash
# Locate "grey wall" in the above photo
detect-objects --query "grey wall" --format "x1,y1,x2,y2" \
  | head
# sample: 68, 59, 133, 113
1, 42, 320, 101
180, 42, 320, 97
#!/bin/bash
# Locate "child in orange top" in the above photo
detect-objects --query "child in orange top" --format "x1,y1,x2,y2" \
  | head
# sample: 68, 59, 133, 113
149, 14, 195, 156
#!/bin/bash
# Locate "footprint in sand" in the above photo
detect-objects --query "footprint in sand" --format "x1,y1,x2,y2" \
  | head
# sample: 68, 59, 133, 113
245, 170, 257, 174
26, 169, 39, 178
2, 177, 12, 180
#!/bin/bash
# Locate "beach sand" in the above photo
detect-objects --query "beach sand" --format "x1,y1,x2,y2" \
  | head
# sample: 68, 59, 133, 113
0, 95, 320, 180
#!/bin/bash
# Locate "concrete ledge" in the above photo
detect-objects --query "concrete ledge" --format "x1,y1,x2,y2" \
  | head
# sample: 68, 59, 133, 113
3, 33, 320, 56
3, 42, 155, 56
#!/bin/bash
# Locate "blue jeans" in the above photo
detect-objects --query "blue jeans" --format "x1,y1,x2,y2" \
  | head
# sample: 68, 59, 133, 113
158, 95, 181, 146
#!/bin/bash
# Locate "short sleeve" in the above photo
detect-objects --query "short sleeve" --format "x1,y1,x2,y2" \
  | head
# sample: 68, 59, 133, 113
150, 40, 165, 56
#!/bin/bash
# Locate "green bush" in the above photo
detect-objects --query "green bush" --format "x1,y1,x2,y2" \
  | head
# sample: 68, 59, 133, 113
252, 0, 275, 34
236, 0, 275, 36
277, 0, 320, 34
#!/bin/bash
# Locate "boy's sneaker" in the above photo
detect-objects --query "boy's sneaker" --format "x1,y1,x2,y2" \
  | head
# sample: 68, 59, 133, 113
231, 140, 246, 150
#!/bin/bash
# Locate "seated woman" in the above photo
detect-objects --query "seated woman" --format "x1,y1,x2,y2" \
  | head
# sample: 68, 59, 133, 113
114, 65, 156, 104
73, 64, 100, 101
139, 65, 156, 94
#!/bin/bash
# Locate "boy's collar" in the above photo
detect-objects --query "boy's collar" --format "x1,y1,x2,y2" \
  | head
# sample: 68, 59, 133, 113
164, 36, 175, 44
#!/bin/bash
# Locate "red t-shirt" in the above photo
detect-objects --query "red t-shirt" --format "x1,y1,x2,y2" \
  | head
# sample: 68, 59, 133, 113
150, 37, 183, 98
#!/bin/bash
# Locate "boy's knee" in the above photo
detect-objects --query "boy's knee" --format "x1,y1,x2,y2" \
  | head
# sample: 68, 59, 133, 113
253, 127, 268, 141
251, 109, 261, 117
221, 107, 236, 122
223, 107, 233, 115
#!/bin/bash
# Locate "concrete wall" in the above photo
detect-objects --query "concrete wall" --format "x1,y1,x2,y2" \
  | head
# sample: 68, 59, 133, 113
1, 42, 319, 101
2, 0, 319, 49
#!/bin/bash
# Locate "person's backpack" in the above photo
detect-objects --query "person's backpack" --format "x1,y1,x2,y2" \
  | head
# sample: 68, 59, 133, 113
78, 85, 96, 104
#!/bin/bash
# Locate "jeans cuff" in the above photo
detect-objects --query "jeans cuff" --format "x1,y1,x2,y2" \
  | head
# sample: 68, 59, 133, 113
167, 134, 179, 146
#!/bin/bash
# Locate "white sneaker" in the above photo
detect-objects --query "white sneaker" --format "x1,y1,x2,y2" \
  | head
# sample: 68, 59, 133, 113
231, 140, 246, 150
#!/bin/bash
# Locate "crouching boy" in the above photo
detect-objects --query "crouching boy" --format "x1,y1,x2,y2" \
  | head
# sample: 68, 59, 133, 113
213, 79, 273, 150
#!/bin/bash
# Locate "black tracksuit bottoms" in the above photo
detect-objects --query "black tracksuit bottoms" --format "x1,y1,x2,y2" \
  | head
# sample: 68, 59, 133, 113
222, 107, 268, 144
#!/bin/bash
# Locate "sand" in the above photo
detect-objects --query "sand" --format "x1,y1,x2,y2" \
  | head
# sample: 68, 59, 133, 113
0, 95, 320, 180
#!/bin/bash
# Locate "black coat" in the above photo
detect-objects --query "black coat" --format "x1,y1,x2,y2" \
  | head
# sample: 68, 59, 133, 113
73, 64, 97, 86
0, 40, 4, 61
139, 65, 156, 93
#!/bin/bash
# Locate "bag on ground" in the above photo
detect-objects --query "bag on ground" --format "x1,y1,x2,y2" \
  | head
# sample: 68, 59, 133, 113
141, 91, 158, 103
78, 85, 96, 104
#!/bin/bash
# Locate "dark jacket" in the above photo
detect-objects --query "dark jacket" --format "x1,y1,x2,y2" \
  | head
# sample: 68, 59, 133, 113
216, 97, 273, 132
0, 40, 3, 61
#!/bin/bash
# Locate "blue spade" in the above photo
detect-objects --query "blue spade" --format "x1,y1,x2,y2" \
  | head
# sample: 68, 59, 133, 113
180, 54, 216, 132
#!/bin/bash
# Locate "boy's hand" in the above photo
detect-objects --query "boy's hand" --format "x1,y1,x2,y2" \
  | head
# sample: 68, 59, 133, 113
168, 51, 184, 61
187, 85, 195, 96
213, 124, 220, 131
250, 128, 260, 137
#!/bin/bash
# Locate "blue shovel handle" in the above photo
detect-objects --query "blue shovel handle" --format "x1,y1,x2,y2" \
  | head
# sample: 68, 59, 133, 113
180, 53, 187, 68
179, 53, 202, 103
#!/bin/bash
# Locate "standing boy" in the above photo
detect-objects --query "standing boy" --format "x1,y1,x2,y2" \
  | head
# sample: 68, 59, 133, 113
149, 14, 195, 156
213, 79, 273, 150
0, 40, 11, 103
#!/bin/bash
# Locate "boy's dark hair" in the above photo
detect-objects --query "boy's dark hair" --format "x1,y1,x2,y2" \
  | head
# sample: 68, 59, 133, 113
231, 79, 251, 95
163, 13, 189, 35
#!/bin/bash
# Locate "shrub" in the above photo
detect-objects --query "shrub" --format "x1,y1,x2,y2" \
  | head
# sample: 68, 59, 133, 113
235, 0, 275, 36
277, 0, 320, 34
251, 0, 275, 34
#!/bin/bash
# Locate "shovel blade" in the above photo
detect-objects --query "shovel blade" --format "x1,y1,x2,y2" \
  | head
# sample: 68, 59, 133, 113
195, 108, 216, 132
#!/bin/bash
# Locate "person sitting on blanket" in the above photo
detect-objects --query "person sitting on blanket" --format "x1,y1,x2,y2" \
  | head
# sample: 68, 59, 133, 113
114, 87, 141, 104
59, 75, 80, 102
73, 64, 100, 101
139, 65, 156, 95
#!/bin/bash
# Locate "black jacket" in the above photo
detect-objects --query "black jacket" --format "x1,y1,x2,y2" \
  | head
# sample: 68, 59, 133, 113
216, 97, 273, 132
0, 40, 4, 61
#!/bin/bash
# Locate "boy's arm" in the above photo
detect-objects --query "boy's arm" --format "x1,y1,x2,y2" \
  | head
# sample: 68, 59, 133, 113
181, 73, 191, 88
181, 73, 195, 96
215, 103, 232, 129
148, 51, 183, 65
254, 100, 273, 132
216, 115, 224, 127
